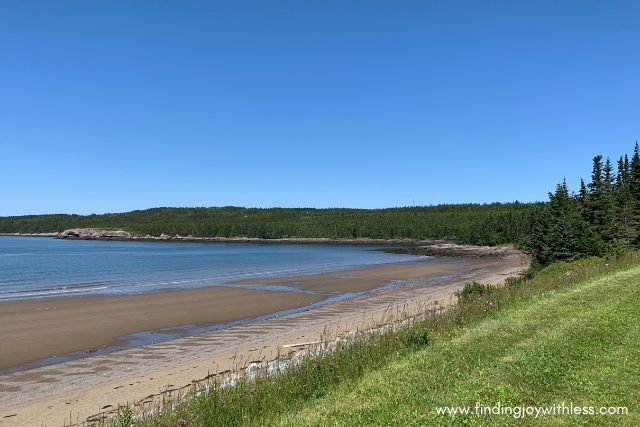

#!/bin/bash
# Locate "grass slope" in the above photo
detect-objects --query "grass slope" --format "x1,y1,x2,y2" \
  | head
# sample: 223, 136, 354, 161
279, 258, 640, 426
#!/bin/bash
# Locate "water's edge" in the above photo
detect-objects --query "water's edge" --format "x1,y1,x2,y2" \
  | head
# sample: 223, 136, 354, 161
0, 236, 420, 301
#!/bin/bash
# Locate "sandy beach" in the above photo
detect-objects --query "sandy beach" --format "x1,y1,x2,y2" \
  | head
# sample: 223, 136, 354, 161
0, 287, 323, 373
0, 256, 470, 373
0, 252, 528, 426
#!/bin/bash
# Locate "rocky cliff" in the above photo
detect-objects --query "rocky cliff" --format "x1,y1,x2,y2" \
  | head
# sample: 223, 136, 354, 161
57, 228, 132, 240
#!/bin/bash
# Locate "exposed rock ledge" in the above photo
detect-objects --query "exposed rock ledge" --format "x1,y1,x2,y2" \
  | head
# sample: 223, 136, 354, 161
0, 232, 59, 237
45, 228, 526, 259
383, 243, 523, 258
57, 228, 132, 240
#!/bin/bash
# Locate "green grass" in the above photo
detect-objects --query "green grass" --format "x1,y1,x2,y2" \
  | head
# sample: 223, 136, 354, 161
132, 254, 640, 426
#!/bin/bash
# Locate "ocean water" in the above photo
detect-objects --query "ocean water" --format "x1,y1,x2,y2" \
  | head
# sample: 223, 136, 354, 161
0, 236, 421, 301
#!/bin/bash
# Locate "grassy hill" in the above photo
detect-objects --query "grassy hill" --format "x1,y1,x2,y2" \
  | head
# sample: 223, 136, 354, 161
134, 254, 639, 426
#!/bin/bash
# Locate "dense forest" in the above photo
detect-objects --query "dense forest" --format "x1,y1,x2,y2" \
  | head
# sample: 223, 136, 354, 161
0, 203, 536, 246
530, 142, 640, 264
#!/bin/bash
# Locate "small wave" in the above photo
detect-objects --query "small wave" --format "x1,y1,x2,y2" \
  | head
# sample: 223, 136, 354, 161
0, 283, 110, 301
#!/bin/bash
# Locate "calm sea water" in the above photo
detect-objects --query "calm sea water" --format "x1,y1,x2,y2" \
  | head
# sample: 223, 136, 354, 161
0, 236, 420, 301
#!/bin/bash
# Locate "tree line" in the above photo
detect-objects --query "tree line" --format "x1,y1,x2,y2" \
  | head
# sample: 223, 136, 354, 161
0, 203, 536, 246
529, 142, 640, 264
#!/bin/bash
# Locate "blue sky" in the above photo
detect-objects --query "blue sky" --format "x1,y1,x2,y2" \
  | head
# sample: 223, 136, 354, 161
1, 1, 638, 216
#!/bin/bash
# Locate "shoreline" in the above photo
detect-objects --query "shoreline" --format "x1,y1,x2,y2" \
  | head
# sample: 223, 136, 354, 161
0, 231, 521, 258
0, 252, 529, 426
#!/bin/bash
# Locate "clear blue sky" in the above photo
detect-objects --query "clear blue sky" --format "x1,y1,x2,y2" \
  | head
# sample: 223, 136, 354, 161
1, 1, 638, 216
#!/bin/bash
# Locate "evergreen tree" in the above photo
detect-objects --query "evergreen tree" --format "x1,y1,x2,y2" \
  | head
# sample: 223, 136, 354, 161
541, 181, 604, 262
624, 154, 630, 181
604, 158, 613, 190
615, 152, 638, 244
616, 155, 628, 188
630, 142, 640, 201
601, 158, 622, 241
577, 178, 589, 217
589, 155, 604, 191
545, 182, 573, 261
529, 204, 551, 264
586, 155, 605, 235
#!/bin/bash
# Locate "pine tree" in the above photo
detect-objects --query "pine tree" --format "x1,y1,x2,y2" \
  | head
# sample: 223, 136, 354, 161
545, 182, 573, 261
624, 154, 630, 181
539, 180, 604, 262
616, 156, 626, 188
577, 178, 589, 217
601, 158, 621, 241
586, 155, 605, 236
530, 142, 639, 263
630, 142, 640, 201
590, 155, 604, 190
529, 204, 551, 264
615, 156, 637, 244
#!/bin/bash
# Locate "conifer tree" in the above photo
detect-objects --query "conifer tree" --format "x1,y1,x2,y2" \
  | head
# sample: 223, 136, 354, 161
615, 156, 637, 244
577, 178, 589, 217
624, 154, 630, 181
545, 182, 573, 261
537, 180, 604, 263
529, 204, 551, 264
616, 156, 624, 188
528, 142, 640, 263
630, 142, 640, 201
600, 158, 622, 241
586, 155, 605, 236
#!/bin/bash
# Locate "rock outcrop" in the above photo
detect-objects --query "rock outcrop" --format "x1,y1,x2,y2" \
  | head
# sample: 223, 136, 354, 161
385, 242, 524, 258
57, 228, 132, 240
50, 230, 525, 259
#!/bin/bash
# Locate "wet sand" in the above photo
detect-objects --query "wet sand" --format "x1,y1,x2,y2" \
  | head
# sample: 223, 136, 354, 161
231, 257, 471, 293
0, 258, 470, 372
0, 257, 468, 372
0, 287, 323, 372
0, 253, 529, 426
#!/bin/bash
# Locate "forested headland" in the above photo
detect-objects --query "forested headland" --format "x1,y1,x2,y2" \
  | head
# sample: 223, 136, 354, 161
0, 203, 535, 246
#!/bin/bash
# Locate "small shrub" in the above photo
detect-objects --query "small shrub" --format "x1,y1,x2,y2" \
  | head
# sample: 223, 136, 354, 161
402, 328, 430, 349
455, 281, 493, 302
605, 240, 631, 258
